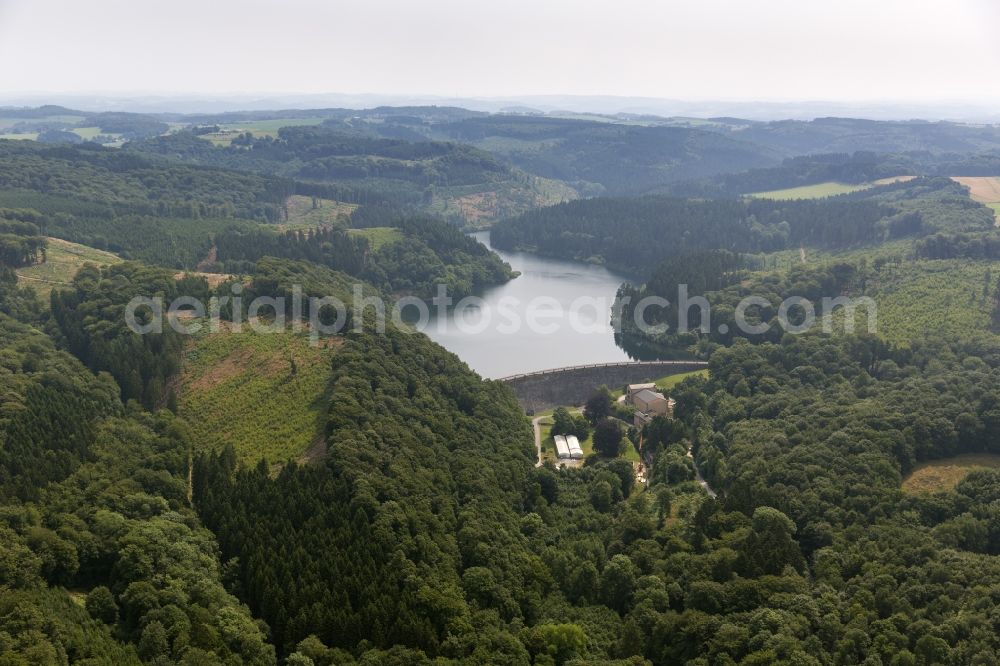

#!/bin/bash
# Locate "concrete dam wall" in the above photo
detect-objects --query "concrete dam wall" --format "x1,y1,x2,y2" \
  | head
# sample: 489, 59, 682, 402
499, 361, 708, 412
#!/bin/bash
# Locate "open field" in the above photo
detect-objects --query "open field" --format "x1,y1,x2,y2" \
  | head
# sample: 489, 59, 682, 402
71, 126, 102, 139
748, 176, 916, 200
748, 182, 874, 200
873, 175, 917, 185
347, 226, 404, 250
224, 117, 326, 135
15, 237, 121, 301
951, 177, 1000, 225
280, 194, 358, 230
951, 176, 1000, 204
178, 327, 341, 464
174, 271, 236, 289
902, 453, 1000, 494
0, 133, 38, 141
197, 117, 327, 145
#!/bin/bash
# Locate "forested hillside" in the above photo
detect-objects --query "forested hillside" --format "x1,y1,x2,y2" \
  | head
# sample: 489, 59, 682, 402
192, 328, 1000, 663
0, 292, 274, 662
195, 324, 539, 658
662, 151, 1000, 199
709, 116, 1000, 156
491, 193, 901, 274
0, 139, 517, 298
0, 140, 290, 267
432, 115, 781, 195
0, 140, 291, 221
212, 214, 514, 299
3, 102, 1000, 664
492, 177, 994, 277
125, 126, 574, 223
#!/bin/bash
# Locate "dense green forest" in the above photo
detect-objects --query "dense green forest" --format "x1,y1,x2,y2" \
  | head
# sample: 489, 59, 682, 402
704, 116, 1000, 156
491, 178, 992, 275
432, 115, 781, 195
50, 262, 209, 409
0, 140, 292, 221
3, 103, 1000, 664
0, 300, 273, 662
0, 141, 294, 268
491, 194, 901, 275
0, 208, 47, 267
192, 329, 1000, 664
213, 214, 514, 299
662, 151, 1000, 199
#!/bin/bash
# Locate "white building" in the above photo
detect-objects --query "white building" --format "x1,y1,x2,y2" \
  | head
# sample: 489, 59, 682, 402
565, 434, 584, 459
554, 435, 571, 459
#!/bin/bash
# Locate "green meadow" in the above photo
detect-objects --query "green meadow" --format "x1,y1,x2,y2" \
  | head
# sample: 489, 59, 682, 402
15, 237, 121, 301
748, 181, 872, 200
348, 226, 405, 250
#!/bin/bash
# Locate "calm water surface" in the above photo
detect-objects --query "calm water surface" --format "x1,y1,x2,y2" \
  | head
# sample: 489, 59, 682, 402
419, 231, 642, 378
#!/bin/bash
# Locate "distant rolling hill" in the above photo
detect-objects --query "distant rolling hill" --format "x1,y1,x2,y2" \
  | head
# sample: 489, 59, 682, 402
430, 115, 782, 195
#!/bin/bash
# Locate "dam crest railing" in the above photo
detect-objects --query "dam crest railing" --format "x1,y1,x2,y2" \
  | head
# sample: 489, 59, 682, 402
497, 360, 707, 382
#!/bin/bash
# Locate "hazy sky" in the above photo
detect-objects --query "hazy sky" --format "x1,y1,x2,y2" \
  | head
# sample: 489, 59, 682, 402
1, 0, 998, 102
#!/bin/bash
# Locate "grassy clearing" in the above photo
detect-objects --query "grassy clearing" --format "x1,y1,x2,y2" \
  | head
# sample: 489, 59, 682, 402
538, 420, 558, 464
747, 176, 917, 200
15, 237, 121, 301
174, 271, 237, 290
654, 369, 708, 389
902, 453, 1000, 494
71, 126, 102, 139
348, 226, 404, 250
198, 117, 327, 145
536, 408, 640, 464
989, 203, 1000, 226
609, 369, 709, 400
0, 133, 38, 141
224, 118, 326, 136
280, 195, 357, 230
747, 182, 873, 200
873, 175, 917, 186
178, 326, 341, 464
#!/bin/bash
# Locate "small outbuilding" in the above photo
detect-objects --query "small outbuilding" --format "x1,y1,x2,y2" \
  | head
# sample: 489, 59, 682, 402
554, 434, 571, 459
565, 434, 584, 459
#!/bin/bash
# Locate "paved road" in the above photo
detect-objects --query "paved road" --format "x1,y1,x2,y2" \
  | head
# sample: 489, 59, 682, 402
687, 445, 718, 499
532, 416, 544, 467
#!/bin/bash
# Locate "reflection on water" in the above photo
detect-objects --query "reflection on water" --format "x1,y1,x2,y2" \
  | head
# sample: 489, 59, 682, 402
419, 231, 667, 378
